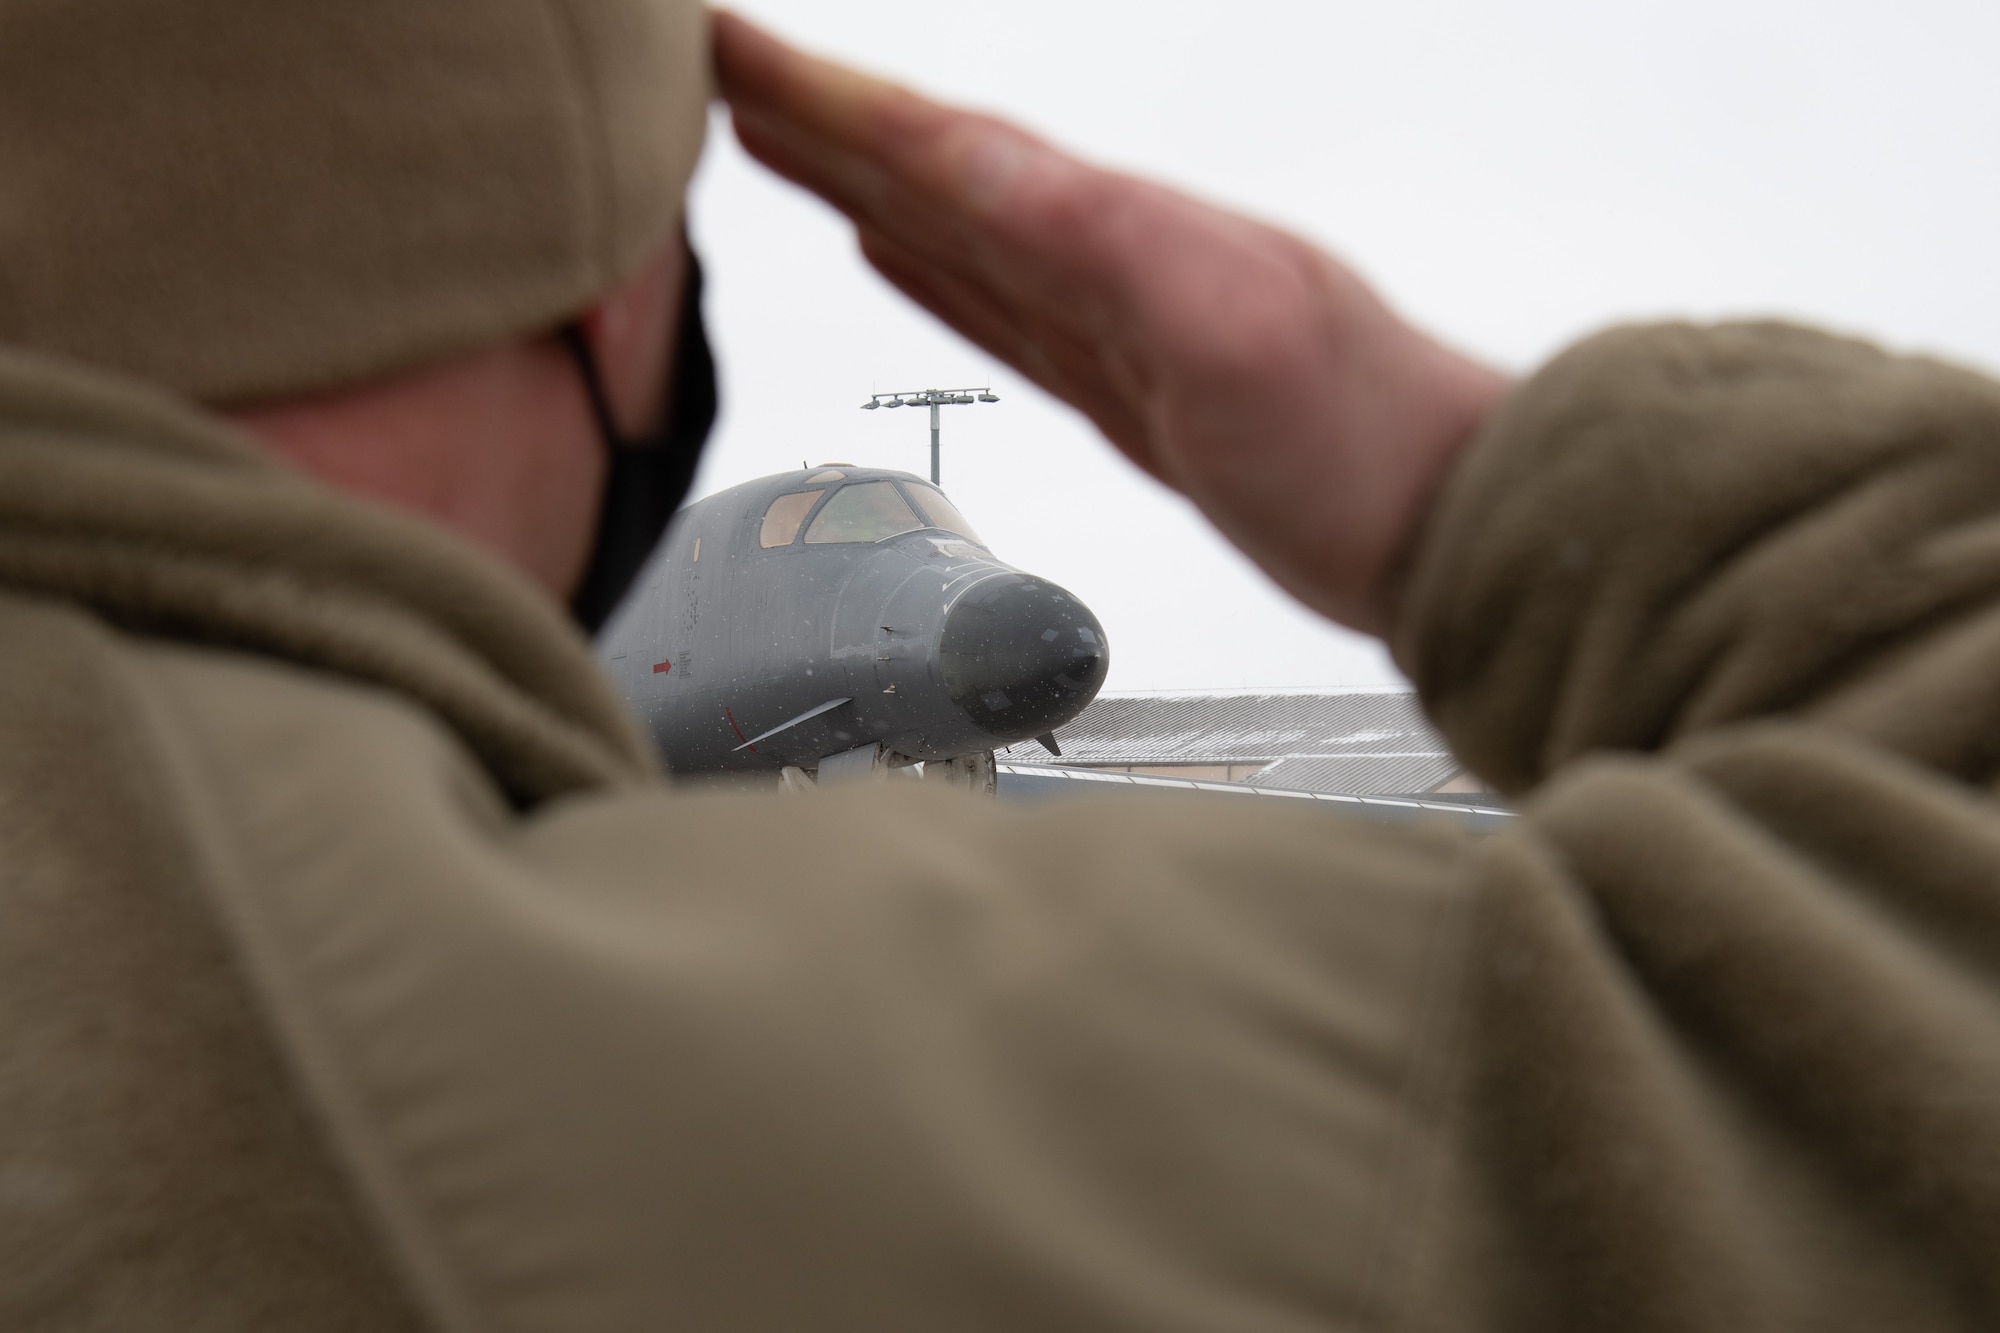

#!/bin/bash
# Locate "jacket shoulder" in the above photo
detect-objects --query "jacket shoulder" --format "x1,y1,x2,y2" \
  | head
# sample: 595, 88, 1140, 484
0, 592, 426, 1332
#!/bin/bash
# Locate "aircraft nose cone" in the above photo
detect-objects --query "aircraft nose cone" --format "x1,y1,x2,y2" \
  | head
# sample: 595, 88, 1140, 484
940, 575, 1109, 742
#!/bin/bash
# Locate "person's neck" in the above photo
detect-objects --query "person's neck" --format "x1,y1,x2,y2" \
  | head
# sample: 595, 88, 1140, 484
222, 337, 606, 599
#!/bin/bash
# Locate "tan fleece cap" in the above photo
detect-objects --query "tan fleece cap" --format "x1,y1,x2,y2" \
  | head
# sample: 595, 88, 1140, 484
0, 0, 708, 402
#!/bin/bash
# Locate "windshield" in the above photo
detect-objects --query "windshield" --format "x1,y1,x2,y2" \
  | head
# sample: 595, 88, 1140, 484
805, 481, 926, 544
759, 490, 824, 548
906, 483, 986, 546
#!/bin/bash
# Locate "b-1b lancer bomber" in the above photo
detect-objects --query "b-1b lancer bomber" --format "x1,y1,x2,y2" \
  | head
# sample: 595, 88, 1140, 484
599, 466, 1109, 792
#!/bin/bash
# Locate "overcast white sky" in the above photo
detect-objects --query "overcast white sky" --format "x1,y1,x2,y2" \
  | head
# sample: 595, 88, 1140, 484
684, 0, 2000, 693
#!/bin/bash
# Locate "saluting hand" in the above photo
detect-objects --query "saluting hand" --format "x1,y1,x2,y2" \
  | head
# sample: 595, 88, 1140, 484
712, 11, 1510, 635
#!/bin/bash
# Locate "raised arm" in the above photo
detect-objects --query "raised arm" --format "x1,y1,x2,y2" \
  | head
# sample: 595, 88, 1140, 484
712, 11, 1510, 636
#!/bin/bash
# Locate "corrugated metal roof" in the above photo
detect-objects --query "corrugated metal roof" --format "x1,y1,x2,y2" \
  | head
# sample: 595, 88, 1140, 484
999, 691, 1449, 765
994, 691, 1469, 796
1248, 753, 1460, 796
995, 763, 1512, 830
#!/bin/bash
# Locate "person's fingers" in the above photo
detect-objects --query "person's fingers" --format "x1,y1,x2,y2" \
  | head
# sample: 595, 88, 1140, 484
728, 98, 1050, 285
727, 49, 1157, 430
711, 10, 904, 158
715, 11, 1009, 217
851, 229, 1041, 375
718, 17, 1340, 439
859, 230, 1157, 470
726, 106, 903, 233
728, 103, 1007, 280
718, 11, 1131, 284
712, 9, 1515, 635
735, 94, 1152, 400
739, 114, 1100, 386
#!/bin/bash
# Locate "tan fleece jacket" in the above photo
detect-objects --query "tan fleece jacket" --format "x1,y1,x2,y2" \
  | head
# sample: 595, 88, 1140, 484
3, 322, 1998, 1332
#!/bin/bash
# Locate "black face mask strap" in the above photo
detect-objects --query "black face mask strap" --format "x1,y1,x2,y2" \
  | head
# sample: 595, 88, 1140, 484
561, 244, 719, 634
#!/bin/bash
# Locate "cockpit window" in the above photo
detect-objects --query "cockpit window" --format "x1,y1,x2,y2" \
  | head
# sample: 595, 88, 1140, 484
906, 483, 986, 546
759, 490, 824, 548
805, 469, 846, 482
804, 481, 926, 545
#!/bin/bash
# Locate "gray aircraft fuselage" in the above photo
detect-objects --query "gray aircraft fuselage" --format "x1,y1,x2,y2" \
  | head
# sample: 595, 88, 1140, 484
599, 466, 1109, 774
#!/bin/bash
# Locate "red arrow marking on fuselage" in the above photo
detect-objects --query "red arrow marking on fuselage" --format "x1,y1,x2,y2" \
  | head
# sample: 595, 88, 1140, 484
724, 706, 758, 754
652, 659, 672, 674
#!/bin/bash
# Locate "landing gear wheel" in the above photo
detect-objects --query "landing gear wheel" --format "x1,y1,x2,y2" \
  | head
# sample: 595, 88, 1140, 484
922, 750, 997, 797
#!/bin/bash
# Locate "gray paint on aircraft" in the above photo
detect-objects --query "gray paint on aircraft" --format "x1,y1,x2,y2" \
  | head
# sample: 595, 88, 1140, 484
599, 466, 1109, 775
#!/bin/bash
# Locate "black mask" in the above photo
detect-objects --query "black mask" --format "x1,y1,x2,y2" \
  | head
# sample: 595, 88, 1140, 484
561, 245, 719, 634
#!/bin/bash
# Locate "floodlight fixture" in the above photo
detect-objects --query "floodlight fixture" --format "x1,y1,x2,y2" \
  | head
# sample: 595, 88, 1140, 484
860, 386, 1000, 484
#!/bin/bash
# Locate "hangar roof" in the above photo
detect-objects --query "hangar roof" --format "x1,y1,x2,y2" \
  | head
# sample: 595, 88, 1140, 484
998, 690, 1467, 797
994, 763, 1512, 829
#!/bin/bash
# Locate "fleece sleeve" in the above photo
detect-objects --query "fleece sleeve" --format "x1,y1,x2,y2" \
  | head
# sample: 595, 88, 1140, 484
1390, 322, 2000, 1331
114, 322, 2000, 1333
1394, 320, 2000, 794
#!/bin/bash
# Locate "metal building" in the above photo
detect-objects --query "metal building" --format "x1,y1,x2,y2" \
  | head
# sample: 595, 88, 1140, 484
997, 690, 1490, 799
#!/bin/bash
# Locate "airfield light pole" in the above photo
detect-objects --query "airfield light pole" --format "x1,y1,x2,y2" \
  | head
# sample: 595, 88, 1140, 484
860, 387, 1000, 485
